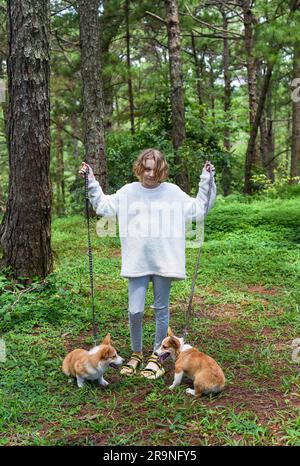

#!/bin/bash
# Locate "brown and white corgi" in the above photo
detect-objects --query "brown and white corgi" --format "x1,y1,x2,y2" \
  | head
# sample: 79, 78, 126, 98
62, 333, 124, 388
155, 328, 226, 397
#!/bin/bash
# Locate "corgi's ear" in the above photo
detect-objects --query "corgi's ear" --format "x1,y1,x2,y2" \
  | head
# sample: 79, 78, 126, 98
168, 327, 174, 336
100, 347, 110, 360
169, 336, 180, 349
101, 333, 111, 345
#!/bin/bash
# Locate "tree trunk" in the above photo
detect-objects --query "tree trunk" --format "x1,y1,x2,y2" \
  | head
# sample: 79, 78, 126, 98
102, 58, 114, 133
55, 117, 65, 216
78, 0, 107, 192
114, 90, 121, 129
101, 0, 122, 134
0, 0, 52, 281
244, 63, 274, 194
209, 54, 215, 123
0, 55, 7, 212
267, 117, 275, 181
291, 42, 300, 179
0, 35, 8, 141
286, 110, 291, 173
260, 111, 268, 169
190, 32, 204, 120
164, 0, 189, 193
260, 85, 275, 182
260, 113, 275, 182
242, 0, 260, 172
125, 0, 135, 134
71, 112, 79, 159
221, 7, 232, 196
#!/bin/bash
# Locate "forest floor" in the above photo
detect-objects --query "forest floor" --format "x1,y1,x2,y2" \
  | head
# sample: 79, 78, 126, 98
0, 195, 299, 445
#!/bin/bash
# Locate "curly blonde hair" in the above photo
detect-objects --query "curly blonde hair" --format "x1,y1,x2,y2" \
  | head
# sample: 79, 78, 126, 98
133, 148, 169, 182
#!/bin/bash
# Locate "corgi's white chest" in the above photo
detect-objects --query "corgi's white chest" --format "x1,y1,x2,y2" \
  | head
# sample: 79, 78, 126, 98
89, 346, 101, 355
84, 362, 103, 380
181, 344, 193, 352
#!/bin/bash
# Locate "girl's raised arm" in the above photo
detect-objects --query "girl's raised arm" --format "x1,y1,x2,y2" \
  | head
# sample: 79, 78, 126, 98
78, 162, 120, 217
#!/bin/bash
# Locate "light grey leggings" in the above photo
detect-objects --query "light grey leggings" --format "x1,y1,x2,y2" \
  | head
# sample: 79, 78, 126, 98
128, 275, 172, 353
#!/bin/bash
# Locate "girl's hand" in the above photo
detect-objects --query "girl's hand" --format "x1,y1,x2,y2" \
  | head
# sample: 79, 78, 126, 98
78, 162, 95, 181
204, 160, 215, 174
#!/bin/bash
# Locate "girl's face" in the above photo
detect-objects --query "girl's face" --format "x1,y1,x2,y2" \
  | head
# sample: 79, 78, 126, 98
141, 158, 160, 188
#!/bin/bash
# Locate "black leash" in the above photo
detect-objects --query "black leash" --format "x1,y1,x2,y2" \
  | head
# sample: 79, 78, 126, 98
84, 169, 98, 346
184, 166, 214, 335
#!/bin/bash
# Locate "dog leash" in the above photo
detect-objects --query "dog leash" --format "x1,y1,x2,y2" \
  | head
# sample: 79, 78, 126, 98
84, 168, 98, 347
183, 165, 214, 336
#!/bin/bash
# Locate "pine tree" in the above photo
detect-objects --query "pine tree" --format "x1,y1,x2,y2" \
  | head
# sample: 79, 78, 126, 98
0, 0, 52, 280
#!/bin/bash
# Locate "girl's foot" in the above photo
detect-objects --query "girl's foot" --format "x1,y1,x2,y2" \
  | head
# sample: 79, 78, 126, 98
140, 354, 165, 379
120, 353, 143, 376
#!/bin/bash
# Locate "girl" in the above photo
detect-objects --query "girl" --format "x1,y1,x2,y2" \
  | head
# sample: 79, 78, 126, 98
79, 149, 216, 379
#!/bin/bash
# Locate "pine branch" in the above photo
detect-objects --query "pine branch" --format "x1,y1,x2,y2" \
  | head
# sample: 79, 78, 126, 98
50, 118, 83, 142
183, 4, 243, 38
145, 11, 166, 24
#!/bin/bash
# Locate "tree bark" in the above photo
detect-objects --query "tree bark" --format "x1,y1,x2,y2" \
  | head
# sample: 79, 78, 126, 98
71, 112, 79, 159
221, 7, 232, 196
125, 0, 135, 134
241, 0, 260, 174
78, 0, 107, 192
190, 31, 204, 120
101, 0, 123, 133
164, 0, 189, 193
209, 54, 215, 123
0, 19, 8, 141
55, 117, 65, 216
286, 111, 291, 173
0, 54, 7, 212
0, 0, 52, 281
291, 42, 300, 179
260, 85, 275, 182
244, 63, 274, 194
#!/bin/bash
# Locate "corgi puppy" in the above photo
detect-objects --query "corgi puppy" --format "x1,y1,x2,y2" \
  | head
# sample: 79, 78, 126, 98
155, 328, 226, 397
62, 334, 124, 388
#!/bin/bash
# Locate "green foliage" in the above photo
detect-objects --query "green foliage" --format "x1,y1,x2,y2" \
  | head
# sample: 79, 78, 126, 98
251, 173, 300, 199
205, 197, 300, 243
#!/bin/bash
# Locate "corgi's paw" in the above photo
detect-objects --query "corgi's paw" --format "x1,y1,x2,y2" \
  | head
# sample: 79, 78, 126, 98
99, 379, 109, 387
168, 384, 176, 390
186, 388, 196, 396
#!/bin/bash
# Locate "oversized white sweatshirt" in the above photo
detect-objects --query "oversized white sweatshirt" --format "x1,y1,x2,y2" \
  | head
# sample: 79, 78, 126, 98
88, 169, 216, 280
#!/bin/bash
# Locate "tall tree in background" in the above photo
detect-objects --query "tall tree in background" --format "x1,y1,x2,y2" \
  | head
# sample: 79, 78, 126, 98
291, 1, 300, 179
125, 0, 135, 134
244, 62, 274, 193
101, 0, 123, 132
0, 0, 52, 280
221, 3, 232, 196
78, 0, 107, 191
165, 0, 189, 193
260, 82, 275, 182
0, 3, 7, 211
241, 0, 260, 194
55, 115, 65, 216
190, 31, 205, 120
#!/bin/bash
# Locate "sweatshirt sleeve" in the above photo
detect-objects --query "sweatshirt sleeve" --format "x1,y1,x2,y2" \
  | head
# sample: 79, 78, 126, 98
88, 178, 119, 217
183, 168, 216, 221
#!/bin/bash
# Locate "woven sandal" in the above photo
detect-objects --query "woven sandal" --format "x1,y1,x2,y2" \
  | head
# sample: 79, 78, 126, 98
120, 353, 143, 376
140, 354, 165, 380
